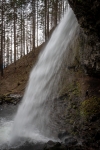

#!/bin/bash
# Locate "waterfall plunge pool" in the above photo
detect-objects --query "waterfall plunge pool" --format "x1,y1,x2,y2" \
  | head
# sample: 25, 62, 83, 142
0, 104, 53, 150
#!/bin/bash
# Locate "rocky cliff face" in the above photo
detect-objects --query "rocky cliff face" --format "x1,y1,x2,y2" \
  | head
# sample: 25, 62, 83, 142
52, 3, 100, 148
52, 29, 100, 148
68, 0, 100, 77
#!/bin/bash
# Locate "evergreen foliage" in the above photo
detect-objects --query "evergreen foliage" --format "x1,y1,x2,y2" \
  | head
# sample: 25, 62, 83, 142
0, 0, 68, 76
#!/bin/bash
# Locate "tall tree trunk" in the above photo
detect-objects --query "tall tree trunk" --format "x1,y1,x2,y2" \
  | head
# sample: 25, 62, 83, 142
3, 19, 5, 68
63, 0, 65, 16
54, 0, 58, 26
7, 36, 9, 66
20, 2, 23, 58
0, 0, 4, 76
32, 0, 35, 52
47, 0, 49, 40
58, 1, 62, 22
29, 25, 33, 51
23, 10, 25, 56
52, 0, 58, 28
14, 4, 16, 64
36, 0, 38, 47
11, 21, 13, 64
45, 0, 47, 41
16, 36, 18, 60
26, 18, 28, 54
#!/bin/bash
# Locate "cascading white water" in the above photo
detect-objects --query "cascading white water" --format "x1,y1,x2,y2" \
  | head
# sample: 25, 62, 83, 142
11, 8, 79, 143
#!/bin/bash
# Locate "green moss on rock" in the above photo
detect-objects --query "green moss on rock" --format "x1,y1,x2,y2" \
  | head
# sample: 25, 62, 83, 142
80, 97, 100, 118
68, 81, 81, 97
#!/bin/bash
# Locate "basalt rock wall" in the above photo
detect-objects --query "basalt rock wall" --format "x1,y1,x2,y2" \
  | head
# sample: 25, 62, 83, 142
68, 0, 100, 77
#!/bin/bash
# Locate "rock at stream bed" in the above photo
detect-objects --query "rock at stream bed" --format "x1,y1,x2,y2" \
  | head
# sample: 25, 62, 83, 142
44, 141, 66, 150
0, 100, 3, 105
0, 95, 5, 104
65, 137, 78, 146
0, 94, 22, 105
58, 130, 70, 142
44, 140, 86, 150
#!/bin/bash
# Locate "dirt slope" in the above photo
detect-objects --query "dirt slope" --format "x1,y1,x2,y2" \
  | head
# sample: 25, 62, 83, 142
0, 44, 45, 95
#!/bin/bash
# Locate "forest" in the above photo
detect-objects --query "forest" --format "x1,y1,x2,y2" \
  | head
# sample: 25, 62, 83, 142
0, 0, 67, 76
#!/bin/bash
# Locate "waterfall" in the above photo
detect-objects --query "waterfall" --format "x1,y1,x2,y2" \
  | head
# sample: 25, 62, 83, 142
11, 8, 79, 143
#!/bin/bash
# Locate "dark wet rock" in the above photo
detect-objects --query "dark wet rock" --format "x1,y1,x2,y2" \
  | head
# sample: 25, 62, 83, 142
58, 93, 68, 100
58, 131, 69, 141
68, 0, 100, 77
0, 100, 3, 105
82, 140, 90, 147
95, 130, 100, 141
0, 95, 6, 104
89, 114, 100, 122
0, 94, 22, 105
44, 141, 86, 150
0, 137, 85, 150
68, 0, 100, 39
82, 126, 89, 131
0, 95, 5, 100
2, 141, 45, 150
65, 137, 78, 146
44, 141, 61, 149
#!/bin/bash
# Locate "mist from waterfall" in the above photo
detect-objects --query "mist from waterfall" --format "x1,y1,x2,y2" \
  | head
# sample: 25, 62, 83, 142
11, 8, 79, 143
